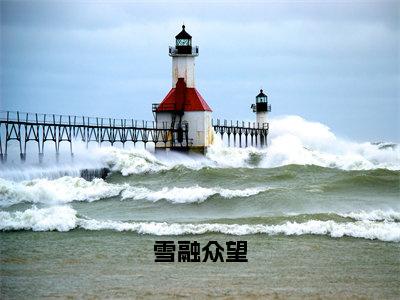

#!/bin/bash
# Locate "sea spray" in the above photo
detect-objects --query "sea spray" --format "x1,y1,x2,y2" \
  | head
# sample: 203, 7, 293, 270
262, 116, 400, 170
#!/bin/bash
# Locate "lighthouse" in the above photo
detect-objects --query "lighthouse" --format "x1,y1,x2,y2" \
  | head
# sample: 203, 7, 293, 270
153, 25, 213, 153
251, 89, 271, 128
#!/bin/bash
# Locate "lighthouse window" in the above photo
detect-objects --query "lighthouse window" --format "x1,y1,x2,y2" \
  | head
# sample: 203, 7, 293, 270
176, 39, 191, 46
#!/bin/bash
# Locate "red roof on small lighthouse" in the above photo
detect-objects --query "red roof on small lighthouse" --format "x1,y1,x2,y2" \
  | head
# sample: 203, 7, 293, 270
156, 78, 212, 112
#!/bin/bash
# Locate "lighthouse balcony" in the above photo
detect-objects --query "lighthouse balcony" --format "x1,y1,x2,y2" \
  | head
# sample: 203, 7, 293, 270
251, 103, 271, 113
169, 46, 199, 56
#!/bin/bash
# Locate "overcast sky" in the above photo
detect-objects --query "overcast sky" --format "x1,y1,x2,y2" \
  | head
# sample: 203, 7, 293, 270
1, 0, 399, 142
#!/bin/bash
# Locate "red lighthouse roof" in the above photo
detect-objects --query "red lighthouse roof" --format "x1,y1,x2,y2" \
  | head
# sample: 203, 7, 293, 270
156, 78, 212, 112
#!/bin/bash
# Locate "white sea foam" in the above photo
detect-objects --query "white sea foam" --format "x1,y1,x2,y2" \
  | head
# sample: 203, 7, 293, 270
339, 210, 400, 222
0, 177, 125, 207
1, 206, 399, 242
121, 185, 269, 203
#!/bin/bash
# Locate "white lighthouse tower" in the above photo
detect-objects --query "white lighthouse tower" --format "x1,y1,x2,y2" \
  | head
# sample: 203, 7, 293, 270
154, 25, 213, 153
251, 89, 271, 128
171, 25, 196, 88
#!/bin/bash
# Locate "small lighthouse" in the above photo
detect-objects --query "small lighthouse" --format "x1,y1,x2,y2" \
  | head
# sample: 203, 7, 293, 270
251, 89, 271, 128
153, 25, 213, 153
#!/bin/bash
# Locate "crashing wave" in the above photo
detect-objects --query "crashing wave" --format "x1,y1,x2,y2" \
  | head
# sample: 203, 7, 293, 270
0, 206, 77, 232
0, 177, 126, 207
121, 185, 269, 203
339, 209, 400, 222
0, 177, 269, 207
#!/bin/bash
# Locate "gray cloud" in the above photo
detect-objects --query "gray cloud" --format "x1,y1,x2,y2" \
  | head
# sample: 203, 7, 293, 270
1, 0, 399, 141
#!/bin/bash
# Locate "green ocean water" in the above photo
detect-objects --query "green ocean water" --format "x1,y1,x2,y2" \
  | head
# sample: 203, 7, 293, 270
1, 142, 400, 298
1, 232, 399, 299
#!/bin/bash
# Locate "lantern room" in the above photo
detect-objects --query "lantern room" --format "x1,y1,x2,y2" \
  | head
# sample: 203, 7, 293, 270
252, 89, 271, 113
169, 25, 199, 57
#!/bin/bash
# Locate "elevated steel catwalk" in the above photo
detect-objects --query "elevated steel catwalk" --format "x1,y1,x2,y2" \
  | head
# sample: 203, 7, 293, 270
0, 111, 269, 162
0, 111, 189, 161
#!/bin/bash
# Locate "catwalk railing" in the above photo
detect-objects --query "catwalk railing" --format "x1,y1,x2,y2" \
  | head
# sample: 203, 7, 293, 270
212, 119, 269, 148
0, 111, 189, 161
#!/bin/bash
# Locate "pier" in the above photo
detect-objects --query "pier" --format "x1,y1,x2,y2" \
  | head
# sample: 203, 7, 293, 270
0, 110, 269, 161
212, 119, 269, 148
0, 111, 189, 161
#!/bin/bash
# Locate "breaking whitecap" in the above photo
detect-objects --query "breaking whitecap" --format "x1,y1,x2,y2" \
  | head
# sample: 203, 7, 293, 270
0, 177, 270, 207
1, 206, 399, 243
